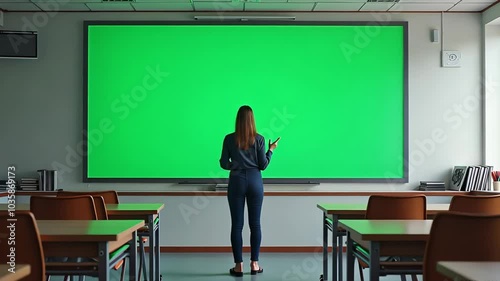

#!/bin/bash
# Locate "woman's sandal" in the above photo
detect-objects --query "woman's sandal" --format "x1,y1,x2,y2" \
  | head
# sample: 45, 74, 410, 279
250, 267, 264, 275
229, 267, 243, 277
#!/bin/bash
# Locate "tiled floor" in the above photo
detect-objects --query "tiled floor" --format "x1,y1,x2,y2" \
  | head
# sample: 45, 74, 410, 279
51, 253, 422, 281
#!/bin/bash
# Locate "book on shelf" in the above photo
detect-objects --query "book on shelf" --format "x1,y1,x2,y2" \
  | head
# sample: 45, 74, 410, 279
418, 186, 446, 191
450, 165, 494, 191
19, 177, 40, 191
418, 181, 445, 191
420, 181, 445, 186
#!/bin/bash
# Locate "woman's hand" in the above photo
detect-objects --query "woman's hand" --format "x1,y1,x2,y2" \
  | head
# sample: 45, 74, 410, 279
268, 137, 281, 152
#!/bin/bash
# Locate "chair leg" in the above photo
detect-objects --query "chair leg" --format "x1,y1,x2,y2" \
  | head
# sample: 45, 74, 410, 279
120, 258, 127, 281
357, 260, 364, 281
140, 238, 148, 281
411, 274, 418, 281
400, 274, 407, 281
138, 250, 143, 281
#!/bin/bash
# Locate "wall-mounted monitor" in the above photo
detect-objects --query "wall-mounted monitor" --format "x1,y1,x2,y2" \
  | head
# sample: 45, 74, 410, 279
0, 30, 38, 59
84, 21, 408, 184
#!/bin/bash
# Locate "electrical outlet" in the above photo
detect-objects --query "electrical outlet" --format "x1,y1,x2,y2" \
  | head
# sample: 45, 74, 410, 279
442, 51, 461, 68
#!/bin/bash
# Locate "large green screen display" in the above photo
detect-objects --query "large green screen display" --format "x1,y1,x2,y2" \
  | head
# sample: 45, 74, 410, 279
84, 21, 408, 183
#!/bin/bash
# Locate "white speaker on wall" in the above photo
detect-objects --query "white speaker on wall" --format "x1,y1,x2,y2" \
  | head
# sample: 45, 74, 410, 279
431, 29, 439, 43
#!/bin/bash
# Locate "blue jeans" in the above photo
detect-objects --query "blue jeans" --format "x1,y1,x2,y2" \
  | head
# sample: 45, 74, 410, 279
227, 169, 264, 263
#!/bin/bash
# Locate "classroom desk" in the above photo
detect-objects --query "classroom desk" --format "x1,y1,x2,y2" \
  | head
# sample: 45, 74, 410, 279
0, 265, 30, 281
0, 203, 165, 281
107, 203, 165, 281
436, 261, 500, 281
316, 203, 448, 281
38, 219, 144, 281
339, 219, 432, 281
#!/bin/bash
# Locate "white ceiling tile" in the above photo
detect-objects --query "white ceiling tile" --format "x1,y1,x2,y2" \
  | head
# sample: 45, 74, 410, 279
131, 2, 193, 10
397, 0, 458, 2
359, 2, 394, 11
245, 0, 287, 3
313, 2, 363, 11
0, 2, 40, 10
459, 0, 496, 2
244, 2, 313, 11
86, 2, 134, 11
29, 0, 100, 2
32, 1, 90, 11
316, 0, 366, 2
251, 0, 287, 2
194, 1, 244, 11
134, 0, 189, 2
288, 0, 352, 3
390, 3, 456, 11
193, 0, 230, 2
449, 2, 493, 11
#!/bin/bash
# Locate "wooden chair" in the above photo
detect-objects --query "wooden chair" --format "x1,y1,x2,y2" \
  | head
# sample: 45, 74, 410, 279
30, 195, 97, 220
468, 190, 500, 196
449, 194, 500, 214
57, 190, 119, 204
423, 212, 500, 281
90, 195, 108, 220
0, 211, 45, 281
358, 195, 427, 281
57, 191, 148, 280
30, 195, 127, 281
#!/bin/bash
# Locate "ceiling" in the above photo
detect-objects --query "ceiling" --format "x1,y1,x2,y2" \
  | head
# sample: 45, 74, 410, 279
0, 0, 498, 13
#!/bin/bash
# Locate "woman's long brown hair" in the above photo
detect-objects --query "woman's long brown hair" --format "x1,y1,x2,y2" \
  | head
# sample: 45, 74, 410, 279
235, 105, 257, 150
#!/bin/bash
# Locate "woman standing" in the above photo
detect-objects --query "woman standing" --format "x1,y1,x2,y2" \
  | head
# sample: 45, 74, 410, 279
220, 105, 280, 277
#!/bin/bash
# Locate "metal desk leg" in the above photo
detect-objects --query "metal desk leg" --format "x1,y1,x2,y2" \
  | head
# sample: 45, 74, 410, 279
155, 213, 161, 280
148, 214, 155, 281
369, 242, 380, 281
98, 242, 109, 281
130, 230, 138, 281
323, 213, 328, 281
332, 214, 338, 281
338, 231, 343, 281
346, 232, 354, 281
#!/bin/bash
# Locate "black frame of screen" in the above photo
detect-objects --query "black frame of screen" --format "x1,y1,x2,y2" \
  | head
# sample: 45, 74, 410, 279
83, 20, 409, 184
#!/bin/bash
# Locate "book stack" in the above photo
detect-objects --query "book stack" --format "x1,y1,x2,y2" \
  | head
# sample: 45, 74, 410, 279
418, 181, 446, 191
19, 178, 39, 191
450, 165, 494, 191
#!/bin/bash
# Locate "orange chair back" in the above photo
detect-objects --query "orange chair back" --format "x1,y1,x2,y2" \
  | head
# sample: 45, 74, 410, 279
468, 190, 500, 196
449, 195, 500, 214
0, 211, 45, 281
92, 196, 108, 220
57, 190, 119, 204
366, 195, 427, 219
30, 195, 97, 220
423, 212, 500, 281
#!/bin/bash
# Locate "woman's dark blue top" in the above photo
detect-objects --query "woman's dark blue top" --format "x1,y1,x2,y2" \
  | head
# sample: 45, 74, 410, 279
219, 133, 273, 171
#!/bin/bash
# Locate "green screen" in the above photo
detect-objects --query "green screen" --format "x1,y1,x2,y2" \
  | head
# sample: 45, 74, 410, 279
84, 22, 407, 183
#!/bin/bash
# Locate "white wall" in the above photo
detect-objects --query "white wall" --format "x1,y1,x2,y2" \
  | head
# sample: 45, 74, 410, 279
0, 12, 482, 247
0, 12, 483, 190
485, 25, 500, 170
